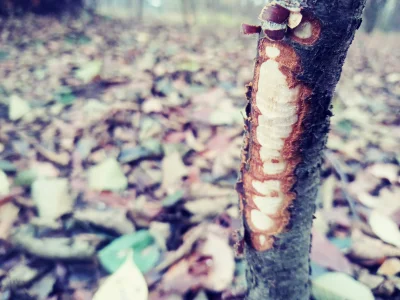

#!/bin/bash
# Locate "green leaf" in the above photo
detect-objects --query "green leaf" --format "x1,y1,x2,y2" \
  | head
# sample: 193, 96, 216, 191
0, 160, 17, 172
15, 169, 38, 186
311, 262, 329, 279
162, 190, 184, 207
134, 244, 161, 274
65, 34, 91, 45
329, 237, 352, 251
55, 87, 76, 105
312, 272, 374, 300
0, 51, 9, 61
98, 230, 160, 274
336, 119, 353, 135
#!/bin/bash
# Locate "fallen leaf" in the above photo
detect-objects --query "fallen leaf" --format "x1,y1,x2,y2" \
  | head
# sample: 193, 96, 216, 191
75, 60, 103, 83
0, 170, 10, 195
200, 229, 235, 291
74, 208, 135, 235
98, 230, 160, 274
369, 211, 400, 248
12, 226, 95, 260
184, 197, 233, 220
93, 252, 148, 300
32, 178, 74, 220
2, 264, 42, 288
28, 273, 57, 300
8, 95, 31, 121
377, 258, 400, 276
366, 163, 399, 184
119, 140, 163, 163
311, 228, 353, 274
0, 202, 19, 239
350, 229, 400, 261
0, 160, 17, 172
161, 224, 234, 293
88, 158, 128, 191
312, 272, 374, 300
161, 151, 188, 191
358, 269, 385, 290
162, 190, 184, 208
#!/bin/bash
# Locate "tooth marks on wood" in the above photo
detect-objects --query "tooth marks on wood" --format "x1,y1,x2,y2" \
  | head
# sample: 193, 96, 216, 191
240, 40, 312, 252
289, 12, 321, 45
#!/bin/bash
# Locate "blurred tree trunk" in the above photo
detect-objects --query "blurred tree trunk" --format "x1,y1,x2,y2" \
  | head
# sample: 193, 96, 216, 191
189, 0, 197, 25
181, 0, 189, 27
237, 0, 366, 299
377, 0, 400, 31
363, 0, 385, 33
137, 0, 144, 21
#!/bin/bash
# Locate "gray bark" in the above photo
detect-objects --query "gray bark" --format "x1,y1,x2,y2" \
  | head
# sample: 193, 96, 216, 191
237, 0, 366, 299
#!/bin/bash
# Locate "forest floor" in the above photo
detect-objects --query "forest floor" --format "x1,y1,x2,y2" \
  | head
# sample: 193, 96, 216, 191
0, 13, 399, 300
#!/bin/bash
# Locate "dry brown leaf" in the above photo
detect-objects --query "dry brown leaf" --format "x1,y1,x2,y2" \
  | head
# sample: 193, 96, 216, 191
311, 228, 352, 274
377, 258, 400, 276
358, 269, 385, 290
160, 224, 234, 293
74, 208, 135, 235
0, 202, 20, 239
350, 229, 400, 260
161, 151, 188, 192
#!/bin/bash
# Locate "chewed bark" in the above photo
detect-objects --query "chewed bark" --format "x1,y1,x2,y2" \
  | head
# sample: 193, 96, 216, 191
237, 0, 366, 299
241, 40, 311, 252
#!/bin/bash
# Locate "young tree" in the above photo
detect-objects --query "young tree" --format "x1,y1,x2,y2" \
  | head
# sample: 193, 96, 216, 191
237, 0, 365, 299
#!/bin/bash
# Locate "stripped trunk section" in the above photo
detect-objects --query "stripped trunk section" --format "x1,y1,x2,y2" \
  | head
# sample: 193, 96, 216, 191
242, 40, 312, 251
239, 0, 321, 252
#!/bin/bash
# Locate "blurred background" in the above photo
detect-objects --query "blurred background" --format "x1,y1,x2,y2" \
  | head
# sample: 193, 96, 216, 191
0, 1, 399, 299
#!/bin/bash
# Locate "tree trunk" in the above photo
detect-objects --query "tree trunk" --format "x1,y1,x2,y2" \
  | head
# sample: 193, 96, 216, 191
237, 1, 365, 299
181, 0, 189, 27
137, 0, 144, 21
363, 0, 385, 33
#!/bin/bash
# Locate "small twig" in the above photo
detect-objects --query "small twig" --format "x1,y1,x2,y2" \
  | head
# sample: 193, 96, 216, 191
324, 150, 360, 221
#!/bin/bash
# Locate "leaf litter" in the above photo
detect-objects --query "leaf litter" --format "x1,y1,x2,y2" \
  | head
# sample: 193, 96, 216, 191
0, 12, 398, 300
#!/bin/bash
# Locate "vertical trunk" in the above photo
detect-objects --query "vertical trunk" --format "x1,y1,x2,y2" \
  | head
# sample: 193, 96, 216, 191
363, 0, 385, 33
237, 1, 365, 299
137, 0, 144, 21
189, 0, 196, 25
377, 0, 400, 31
181, 0, 189, 27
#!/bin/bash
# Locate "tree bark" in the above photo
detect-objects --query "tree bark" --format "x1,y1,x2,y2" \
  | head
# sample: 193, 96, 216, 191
237, 1, 365, 299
